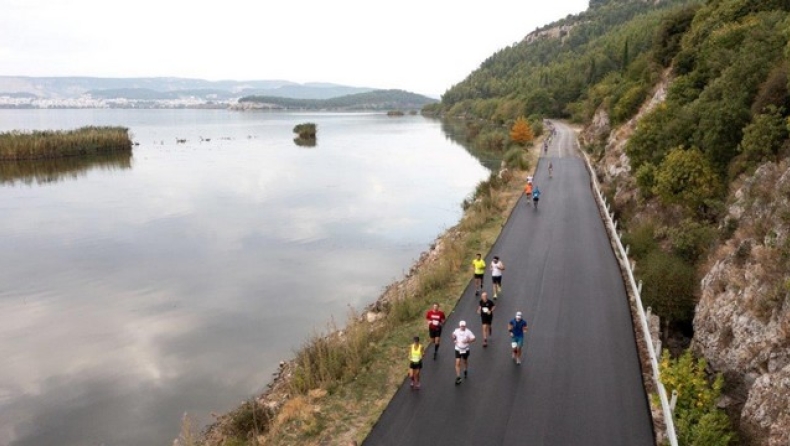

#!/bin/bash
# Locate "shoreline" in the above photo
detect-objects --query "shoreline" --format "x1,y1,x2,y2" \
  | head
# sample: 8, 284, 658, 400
188, 138, 542, 445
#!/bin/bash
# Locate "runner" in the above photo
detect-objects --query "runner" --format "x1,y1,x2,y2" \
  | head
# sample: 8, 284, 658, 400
524, 180, 533, 203
508, 311, 529, 365
532, 186, 541, 209
452, 320, 476, 385
425, 302, 446, 359
471, 253, 485, 296
549, 161, 553, 178
408, 336, 424, 389
490, 255, 505, 299
477, 292, 495, 347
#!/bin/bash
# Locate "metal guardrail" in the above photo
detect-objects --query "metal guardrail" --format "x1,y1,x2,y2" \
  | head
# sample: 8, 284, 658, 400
579, 147, 679, 446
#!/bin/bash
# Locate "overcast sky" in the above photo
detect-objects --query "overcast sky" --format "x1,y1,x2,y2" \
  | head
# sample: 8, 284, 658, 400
1, 0, 590, 97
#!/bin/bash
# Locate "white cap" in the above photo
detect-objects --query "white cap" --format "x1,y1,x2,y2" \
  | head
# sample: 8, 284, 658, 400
515, 311, 522, 318
459, 320, 467, 327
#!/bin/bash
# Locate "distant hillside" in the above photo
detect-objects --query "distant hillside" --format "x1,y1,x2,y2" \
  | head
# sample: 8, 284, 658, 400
237, 89, 438, 110
0, 76, 375, 100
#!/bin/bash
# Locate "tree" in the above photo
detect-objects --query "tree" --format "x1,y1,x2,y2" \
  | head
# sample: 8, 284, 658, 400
653, 146, 722, 213
659, 350, 736, 446
733, 105, 788, 174
509, 116, 534, 145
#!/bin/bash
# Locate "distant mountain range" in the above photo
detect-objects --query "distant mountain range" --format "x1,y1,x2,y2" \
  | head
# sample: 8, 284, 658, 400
0, 76, 377, 100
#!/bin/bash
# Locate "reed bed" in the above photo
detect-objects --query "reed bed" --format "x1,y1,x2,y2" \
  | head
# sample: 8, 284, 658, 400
0, 152, 132, 185
0, 126, 132, 161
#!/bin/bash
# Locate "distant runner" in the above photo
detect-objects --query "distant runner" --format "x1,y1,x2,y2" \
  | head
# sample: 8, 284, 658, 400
524, 181, 533, 203
549, 162, 553, 178
425, 303, 446, 359
508, 311, 528, 365
532, 186, 541, 209
452, 320, 476, 385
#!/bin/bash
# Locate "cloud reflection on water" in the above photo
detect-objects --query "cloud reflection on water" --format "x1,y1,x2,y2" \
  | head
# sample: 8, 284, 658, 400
0, 111, 490, 446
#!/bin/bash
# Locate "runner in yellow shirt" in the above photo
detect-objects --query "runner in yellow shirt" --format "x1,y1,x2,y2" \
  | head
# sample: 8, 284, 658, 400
408, 336, 424, 389
471, 253, 486, 296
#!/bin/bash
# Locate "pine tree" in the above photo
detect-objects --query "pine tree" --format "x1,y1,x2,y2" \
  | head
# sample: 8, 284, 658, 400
510, 116, 534, 145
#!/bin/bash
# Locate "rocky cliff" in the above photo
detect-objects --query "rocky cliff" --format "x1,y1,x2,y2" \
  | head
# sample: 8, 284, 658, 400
693, 160, 790, 446
584, 75, 790, 445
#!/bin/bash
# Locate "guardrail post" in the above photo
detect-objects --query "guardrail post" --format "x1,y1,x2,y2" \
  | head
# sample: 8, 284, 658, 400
625, 244, 630, 256
670, 390, 678, 412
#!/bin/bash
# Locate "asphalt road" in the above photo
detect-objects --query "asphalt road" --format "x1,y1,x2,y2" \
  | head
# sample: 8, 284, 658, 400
362, 122, 654, 446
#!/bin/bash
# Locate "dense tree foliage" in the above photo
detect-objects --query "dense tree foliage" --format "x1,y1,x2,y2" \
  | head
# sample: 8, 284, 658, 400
240, 89, 436, 110
435, 0, 697, 124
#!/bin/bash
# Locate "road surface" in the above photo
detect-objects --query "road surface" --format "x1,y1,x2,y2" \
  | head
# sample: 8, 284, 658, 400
362, 121, 654, 446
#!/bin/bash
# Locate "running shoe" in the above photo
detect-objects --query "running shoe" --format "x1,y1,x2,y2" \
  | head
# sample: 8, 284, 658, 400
464, 370, 468, 379
455, 377, 462, 385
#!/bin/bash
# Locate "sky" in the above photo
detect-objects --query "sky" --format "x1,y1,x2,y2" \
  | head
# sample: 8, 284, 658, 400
1, 0, 590, 97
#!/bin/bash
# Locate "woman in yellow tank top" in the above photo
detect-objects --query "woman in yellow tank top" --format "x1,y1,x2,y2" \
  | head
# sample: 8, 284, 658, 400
408, 336, 424, 389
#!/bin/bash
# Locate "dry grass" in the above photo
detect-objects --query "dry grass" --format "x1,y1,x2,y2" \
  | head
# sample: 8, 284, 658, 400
0, 126, 132, 160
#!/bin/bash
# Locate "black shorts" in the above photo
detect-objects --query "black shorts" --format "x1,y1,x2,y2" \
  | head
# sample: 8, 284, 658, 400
429, 327, 442, 338
481, 314, 493, 325
474, 273, 484, 280
409, 360, 423, 370
455, 349, 470, 359
492, 276, 502, 285
533, 196, 539, 202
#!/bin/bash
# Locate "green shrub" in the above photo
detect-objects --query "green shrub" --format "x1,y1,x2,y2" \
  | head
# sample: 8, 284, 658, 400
638, 250, 696, 324
474, 128, 508, 152
612, 83, 649, 124
659, 350, 736, 446
653, 146, 723, 215
504, 148, 529, 170
634, 162, 657, 198
622, 221, 659, 260
668, 219, 716, 263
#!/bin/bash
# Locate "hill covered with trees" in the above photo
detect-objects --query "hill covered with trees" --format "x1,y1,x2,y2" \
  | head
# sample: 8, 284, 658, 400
237, 89, 437, 111
427, 0, 790, 444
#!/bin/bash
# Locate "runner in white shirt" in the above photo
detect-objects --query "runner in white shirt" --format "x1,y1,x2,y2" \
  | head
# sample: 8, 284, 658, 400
490, 256, 505, 299
452, 320, 476, 385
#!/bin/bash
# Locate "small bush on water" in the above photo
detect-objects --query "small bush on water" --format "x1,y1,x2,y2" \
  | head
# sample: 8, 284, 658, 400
292, 123, 317, 139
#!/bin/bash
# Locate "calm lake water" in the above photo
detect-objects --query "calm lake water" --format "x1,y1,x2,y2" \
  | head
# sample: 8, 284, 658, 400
0, 109, 490, 446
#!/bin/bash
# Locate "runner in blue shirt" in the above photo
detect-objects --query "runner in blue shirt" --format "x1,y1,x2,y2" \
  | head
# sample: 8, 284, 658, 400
532, 186, 541, 209
508, 311, 528, 365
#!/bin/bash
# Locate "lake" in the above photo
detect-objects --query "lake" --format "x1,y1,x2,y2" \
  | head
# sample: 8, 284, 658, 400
0, 109, 490, 445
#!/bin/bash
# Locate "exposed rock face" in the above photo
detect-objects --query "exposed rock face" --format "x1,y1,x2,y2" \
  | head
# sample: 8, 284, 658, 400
585, 66, 789, 444
693, 161, 790, 445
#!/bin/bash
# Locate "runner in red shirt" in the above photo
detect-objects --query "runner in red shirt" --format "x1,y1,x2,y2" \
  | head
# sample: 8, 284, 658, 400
425, 302, 446, 360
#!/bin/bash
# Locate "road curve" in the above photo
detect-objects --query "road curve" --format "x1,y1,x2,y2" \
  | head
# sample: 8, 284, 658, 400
362, 122, 654, 446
